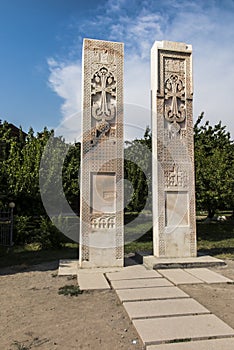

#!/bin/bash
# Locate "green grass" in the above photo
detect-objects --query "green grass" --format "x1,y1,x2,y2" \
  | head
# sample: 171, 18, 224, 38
0, 216, 233, 269
197, 218, 234, 259
58, 284, 82, 296
0, 243, 78, 269
124, 218, 153, 253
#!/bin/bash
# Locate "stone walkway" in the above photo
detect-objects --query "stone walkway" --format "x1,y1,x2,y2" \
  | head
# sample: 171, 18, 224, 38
59, 260, 234, 349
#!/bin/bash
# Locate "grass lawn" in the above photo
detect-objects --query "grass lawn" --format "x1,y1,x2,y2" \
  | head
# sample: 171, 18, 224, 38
197, 218, 234, 259
0, 216, 233, 268
0, 243, 78, 269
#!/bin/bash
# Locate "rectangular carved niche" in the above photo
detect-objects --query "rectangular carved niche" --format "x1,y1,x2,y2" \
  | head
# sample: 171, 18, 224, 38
91, 172, 116, 214
165, 191, 189, 227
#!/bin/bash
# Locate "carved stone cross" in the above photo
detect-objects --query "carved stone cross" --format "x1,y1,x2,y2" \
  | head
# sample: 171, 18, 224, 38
165, 74, 185, 123
91, 67, 116, 121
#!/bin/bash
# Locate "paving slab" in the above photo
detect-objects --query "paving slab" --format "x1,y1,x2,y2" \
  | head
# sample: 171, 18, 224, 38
58, 259, 78, 276
110, 278, 173, 290
116, 286, 189, 302
78, 272, 110, 290
133, 314, 234, 346
147, 338, 234, 350
158, 269, 204, 285
186, 268, 233, 284
107, 266, 161, 281
123, 298, 210, 320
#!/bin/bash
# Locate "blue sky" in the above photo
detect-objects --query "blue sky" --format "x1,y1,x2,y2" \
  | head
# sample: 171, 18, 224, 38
1, 0, 234, 140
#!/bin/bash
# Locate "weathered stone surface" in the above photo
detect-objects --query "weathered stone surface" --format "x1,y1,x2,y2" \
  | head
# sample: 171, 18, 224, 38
58, 260, 78, 276
116, 286, 189, 302
133, 314, 234, 345
186, 268, 233, 284
151, 41, 196, 258
158, 269, 203, 285
146, 338, 234, 350
123, 298, 210, 319
106, 265, 162, 281
110, 277, 173, 289
138, 254, 226, 269
80, 39, 124, 267
78, 272, 110, 290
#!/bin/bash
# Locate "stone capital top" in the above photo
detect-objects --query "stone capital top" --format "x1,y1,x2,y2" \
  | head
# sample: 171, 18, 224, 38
152, 40, 192, 53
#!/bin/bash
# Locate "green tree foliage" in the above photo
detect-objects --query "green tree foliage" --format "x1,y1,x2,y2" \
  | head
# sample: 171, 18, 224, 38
194, 113, 234, 217
6, 126, 53, 215
62, 142, 81, 213
0, 121, 81, 217
1, 115, 233, 246
124, 127, 152, 212
0, 121, 12, 202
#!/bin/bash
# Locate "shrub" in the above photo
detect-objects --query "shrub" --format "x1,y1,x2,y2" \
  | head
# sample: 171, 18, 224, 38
14, 215, 64, 249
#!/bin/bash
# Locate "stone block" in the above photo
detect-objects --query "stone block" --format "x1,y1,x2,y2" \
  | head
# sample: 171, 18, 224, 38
147, 338, 234, 350
58, 260, 78, 276
123, 298, 210, 319
111, 278, 173, 289
133, 314, 234, 346
116, 286, 189, 302
78, 272, 110, 290
186, 268, 233, 284
106, 266, 161, 281
158, 269, 203, 285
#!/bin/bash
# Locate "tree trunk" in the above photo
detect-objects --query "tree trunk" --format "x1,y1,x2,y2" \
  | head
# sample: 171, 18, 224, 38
207, 209, 215, 219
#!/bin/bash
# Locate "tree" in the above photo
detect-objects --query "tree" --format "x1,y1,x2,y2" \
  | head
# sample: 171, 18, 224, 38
124, 127, 152, 212
6, 127, 53, 215
62, 142, 81, 214
194, 113, 234, 218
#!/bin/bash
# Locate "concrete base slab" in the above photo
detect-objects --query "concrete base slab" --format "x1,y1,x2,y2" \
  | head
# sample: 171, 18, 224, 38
116, 286, 189, 302
58, 260, 78, 276
78, 267, 122, 274
110, 278, 173, 290
147, 338, 234, 350
186, 268, 233, 284
158, 269, 204, 285
133, 314, 234, 346
78, 272, 110, 290
123, 298, 210, 319
136, 253, 226, 269
106, 265, 161, 281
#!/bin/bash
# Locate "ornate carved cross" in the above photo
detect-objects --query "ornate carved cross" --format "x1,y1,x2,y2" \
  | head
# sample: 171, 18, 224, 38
165, 74, 185, 123
91, 67, 116, 121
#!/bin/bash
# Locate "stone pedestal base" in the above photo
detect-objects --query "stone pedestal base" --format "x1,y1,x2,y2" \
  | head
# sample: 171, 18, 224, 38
135, 251, 226, 269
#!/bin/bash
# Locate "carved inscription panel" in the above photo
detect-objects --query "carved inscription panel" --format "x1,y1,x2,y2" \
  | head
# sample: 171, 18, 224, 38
91, 173, 116, 214
165, 191, 189, 227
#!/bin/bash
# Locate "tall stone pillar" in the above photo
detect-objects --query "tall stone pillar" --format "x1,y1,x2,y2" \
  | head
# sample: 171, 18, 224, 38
79, 39, 124, 267
151, 41, 196, 258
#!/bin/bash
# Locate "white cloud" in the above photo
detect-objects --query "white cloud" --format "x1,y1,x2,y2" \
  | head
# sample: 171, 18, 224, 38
47, 0, 234, 139
47, 58, 82, 118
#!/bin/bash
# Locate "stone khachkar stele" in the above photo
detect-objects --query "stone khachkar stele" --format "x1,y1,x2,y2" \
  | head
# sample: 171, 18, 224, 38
79, 39, 124, 267
151, 41, 196, 258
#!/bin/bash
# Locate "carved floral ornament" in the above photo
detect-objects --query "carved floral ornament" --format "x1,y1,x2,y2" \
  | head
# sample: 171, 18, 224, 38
164, 74, 186, 128
91, 66, 116, 136
91, 215, 116, 229
92, 47, 116, 65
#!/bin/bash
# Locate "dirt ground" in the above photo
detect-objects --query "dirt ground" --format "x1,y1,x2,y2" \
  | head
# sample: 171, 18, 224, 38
180, 259, 234, 329
0, 259, 234, 350
0, 261, 144, 350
